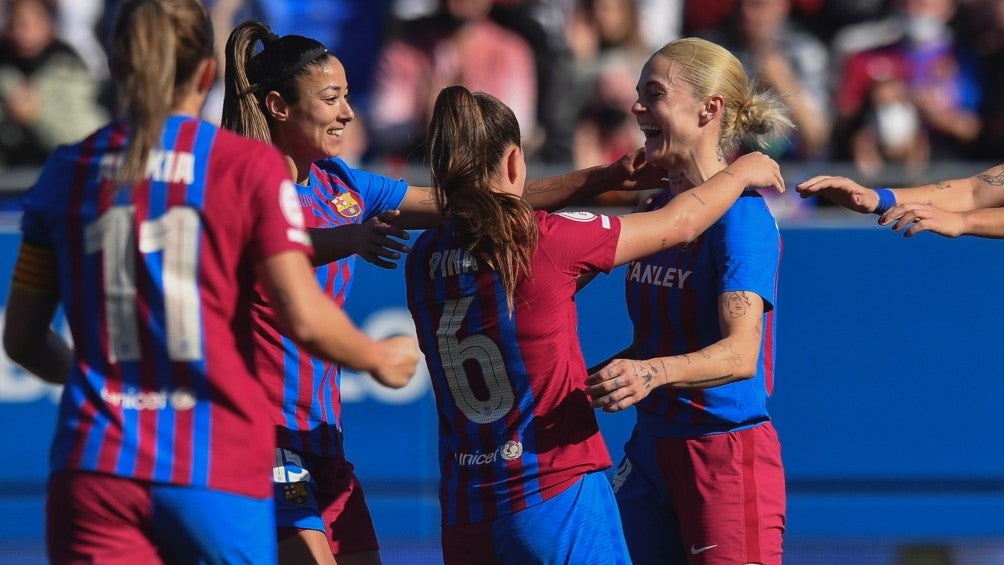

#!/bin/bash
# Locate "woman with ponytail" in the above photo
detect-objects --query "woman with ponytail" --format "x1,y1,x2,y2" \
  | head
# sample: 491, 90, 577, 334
406, 84, 784, 564
583, 37, 793, 565
220, 18, 688, 565
2, 2, 416, 563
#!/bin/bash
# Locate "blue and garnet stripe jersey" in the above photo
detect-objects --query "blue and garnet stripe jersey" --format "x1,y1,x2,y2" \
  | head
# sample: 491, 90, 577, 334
21, 115, 309, 498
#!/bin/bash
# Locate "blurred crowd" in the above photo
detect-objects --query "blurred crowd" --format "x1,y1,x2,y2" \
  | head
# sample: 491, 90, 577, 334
2, 0, 1004, 205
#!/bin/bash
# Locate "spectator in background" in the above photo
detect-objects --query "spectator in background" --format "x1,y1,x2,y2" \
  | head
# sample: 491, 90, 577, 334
369, 0, 538, 163
851, 76, 930, 176
566, 0, 648, 206
832, 0, 982, 174
707, 0, 832, 160
962, 0, 1004, 161
571, 53, 646, 206
0, 0, 107, 168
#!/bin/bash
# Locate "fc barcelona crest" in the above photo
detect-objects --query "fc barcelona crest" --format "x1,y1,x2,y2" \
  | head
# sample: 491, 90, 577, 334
331, 193, 361, 218
282, 482, 310, 505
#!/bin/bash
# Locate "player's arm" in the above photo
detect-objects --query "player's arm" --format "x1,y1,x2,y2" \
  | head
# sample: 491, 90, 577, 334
612, 151, 783, 266
3, 242, 71, 385
522, 147, 665, 211
394, 147, 669, 224
796, 163, 1004, 214
585, 291, 765, 413
882, 203, 1004, 239
308, 210, 411, 269
256, 250, 418, 387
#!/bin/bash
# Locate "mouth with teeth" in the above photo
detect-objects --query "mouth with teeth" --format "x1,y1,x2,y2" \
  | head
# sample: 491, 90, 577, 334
639, 124, 662, 139
327, 127, 344, 137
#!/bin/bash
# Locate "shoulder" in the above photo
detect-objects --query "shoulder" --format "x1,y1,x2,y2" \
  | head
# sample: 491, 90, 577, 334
716, 193, 778, 232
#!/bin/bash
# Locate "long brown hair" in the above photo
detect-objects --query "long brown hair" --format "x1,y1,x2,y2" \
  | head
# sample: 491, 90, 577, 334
108, 0, 213, 184
221, 20, 331, 143
427, 86, 539, 315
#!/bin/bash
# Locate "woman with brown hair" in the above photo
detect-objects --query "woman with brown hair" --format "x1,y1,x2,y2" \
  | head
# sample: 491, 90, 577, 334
406, 84, 783, 564
2, 1, 416, 562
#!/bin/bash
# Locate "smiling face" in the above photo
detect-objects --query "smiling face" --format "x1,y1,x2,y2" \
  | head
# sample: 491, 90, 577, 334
281, 55, 354, 165
632, 55, 706, 169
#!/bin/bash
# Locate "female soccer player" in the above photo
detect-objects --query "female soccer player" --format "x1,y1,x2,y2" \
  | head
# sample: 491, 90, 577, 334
796, 165, 1004, 239
1, 1, 416, 562
222, 19, 671, 564
583, 38, 793, 565
405, 84, 784, 564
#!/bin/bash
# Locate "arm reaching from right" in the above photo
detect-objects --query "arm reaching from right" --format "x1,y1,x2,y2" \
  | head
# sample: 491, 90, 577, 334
796, 163, 1004, 214
257, 251, 419, 387
613, 151, 784, 266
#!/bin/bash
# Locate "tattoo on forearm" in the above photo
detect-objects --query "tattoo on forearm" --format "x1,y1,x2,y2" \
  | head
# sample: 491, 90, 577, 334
526, 177, 562, 194
726, 351, 742, 368
690, 192, 706, 206
753, 322, 762, 340
691, 375, 732, 386
723, 292, 751, 318
977, 166, 1004, 186
700, 349, 711, 360
935, 181, 950, 190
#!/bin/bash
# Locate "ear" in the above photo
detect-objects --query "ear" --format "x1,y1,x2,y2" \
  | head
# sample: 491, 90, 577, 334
196, 58, 217, 93
264, 90, 289, 122
504, 144, 522, 186
699, 94, 725, 126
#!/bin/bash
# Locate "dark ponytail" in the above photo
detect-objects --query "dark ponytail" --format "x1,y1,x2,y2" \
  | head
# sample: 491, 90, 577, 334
427, 86, 538, 315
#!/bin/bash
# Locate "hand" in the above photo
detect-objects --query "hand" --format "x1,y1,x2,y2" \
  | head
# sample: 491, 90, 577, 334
611, 147, 667, 191
356, 210, 411, 269
370, 335, 420, 389
880, 202, 964, 238
725, 151, 785, 194
796, 175, 877, 213
585, 358, 663, 413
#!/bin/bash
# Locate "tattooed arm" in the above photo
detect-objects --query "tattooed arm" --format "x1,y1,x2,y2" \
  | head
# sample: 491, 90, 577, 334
611, 152, 783, 266
797, 163, 1004, 214
585, 291, 765, 413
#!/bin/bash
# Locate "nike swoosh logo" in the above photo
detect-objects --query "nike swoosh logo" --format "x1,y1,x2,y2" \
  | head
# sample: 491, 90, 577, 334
690, 544, 718, 555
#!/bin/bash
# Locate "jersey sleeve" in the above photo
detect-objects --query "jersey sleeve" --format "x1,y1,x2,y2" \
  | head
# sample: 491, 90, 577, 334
20, 147, 71, 247
247, 149, 314, 263
327, 157, 408, 220
710, 195, 780, 311
538, 210, 621, 276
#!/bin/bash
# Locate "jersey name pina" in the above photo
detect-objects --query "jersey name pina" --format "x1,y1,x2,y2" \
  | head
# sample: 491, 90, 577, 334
407, 210, 620, 526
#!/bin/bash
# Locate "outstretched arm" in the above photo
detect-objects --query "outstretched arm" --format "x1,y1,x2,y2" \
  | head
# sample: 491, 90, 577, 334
522, 147, 666, 211
586, 291, 765, 413
309, 210, 412, 269
881, 202, 1004, 239
612, 151, 784, 266
796, 163, 1004, 214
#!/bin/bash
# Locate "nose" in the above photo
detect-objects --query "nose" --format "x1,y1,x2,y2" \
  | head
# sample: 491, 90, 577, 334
631, 99, 645, 115
342, 100, 355, 123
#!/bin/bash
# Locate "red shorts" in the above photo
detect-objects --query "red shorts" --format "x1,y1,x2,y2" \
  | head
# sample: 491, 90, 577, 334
47, 470, 275, 564
274, 449, 379, 555
614, 422, 786, 564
